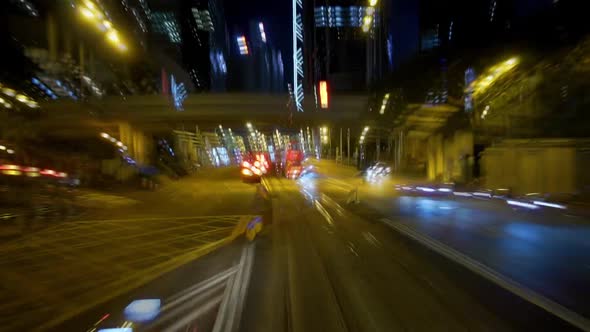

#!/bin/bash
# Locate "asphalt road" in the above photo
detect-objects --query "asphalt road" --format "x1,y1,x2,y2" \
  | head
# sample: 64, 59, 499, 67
10, 166, 585, 331
241, 176, 577, 332
0, 168, 266, 332
308, 160, 590, 323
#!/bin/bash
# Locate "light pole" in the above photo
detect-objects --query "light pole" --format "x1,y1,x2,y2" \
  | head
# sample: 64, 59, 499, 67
321, 126, 328, 158
347, 128, 351, 165
359, 126, 370, 167
77, 1, 128, 52
339, 128, 343, 164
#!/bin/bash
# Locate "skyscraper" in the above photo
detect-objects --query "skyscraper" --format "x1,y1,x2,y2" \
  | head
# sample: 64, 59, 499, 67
148, 0, 227, 92
387, 0, 419, 69
227, 21, 285, 93
151, 12, 182, 44
305, 1, 380, 95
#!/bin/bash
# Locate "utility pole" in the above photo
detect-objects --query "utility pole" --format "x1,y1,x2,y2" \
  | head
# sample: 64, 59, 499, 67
347, 128, 350, 165
329, 127, 332, 159
339, 128, 343, 164
376, 132, 380, 161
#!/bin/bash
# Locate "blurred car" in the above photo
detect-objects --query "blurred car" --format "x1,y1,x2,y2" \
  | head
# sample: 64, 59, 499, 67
240, 153, 269, 183
286, 163, 303, 179
364, 162, 391, 183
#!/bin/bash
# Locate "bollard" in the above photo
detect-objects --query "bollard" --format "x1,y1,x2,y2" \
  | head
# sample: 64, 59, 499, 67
245, 216, 263, 241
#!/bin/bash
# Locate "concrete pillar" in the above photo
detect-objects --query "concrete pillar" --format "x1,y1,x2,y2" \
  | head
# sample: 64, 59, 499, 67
427, 134, 444, 181
118, 122, 154, 165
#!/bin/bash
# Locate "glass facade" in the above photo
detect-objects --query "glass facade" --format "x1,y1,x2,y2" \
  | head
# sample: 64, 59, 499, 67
151, 12, 182, 43
192, 8, 214, 31
314, 6, 373, 28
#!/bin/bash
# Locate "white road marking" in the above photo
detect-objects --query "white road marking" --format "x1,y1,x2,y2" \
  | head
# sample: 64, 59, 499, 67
314, 200, 334, 225
163, 266, 238, 311
380, 218, 590, 332
212, 243, 256, 332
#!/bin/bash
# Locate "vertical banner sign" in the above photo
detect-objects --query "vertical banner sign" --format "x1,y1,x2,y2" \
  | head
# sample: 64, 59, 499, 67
293, 0, 304, 112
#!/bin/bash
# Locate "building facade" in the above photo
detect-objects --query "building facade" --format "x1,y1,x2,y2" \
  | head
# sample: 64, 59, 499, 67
227, 21, 285, 93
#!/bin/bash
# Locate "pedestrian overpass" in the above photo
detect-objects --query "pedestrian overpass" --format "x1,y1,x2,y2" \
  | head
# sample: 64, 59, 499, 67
38, 93, 368, 164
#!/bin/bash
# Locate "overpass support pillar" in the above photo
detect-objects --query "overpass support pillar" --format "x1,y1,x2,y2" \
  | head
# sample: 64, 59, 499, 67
426, 130, 473, 183
118, 122, 154, 165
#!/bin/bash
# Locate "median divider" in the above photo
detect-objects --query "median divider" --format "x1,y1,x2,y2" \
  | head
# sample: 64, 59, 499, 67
260, 176, 273, 197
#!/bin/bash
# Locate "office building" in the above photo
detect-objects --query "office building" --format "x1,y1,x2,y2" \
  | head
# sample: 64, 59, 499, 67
305, 1, 381, 94
227, 21, 285, 93
148, 0, 227, 92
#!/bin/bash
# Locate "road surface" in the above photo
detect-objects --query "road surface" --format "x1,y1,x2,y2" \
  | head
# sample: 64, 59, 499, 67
0, 168, 266, 331
3, 166, 584, 331
309, 160, 590, 323
240, 176, 577, 331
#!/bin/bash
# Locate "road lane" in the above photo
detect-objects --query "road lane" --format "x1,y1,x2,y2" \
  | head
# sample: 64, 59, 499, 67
242, 176, 574, 331
307, 161, 590, 325
352, 191, 590, 320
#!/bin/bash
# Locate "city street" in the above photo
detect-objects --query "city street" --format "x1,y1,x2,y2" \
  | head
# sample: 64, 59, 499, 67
48, 166, 580, 331
0, 168, 266, 331
299, 160, 590, 328
240, 175, 578, 331
3, 0, 590, 331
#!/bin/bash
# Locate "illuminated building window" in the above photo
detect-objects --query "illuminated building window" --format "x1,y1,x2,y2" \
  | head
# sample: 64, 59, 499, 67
138, 0, 151, 19
151, 12, 181, 43
15, 0, 39, 16
192, 8, 214, 31
489, 1, 496, 22
237, 35, 249, 55
314, 6, 373, 27
448, 21, 453, 41
131, 8, 147, 32
259, 22, 267, 43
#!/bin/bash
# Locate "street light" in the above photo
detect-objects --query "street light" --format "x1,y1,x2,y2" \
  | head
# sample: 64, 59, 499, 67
379, 93, 390, 115
106, 30, 120, 43
77, 2, 127, 53
79, 7, 95, 20
102, 20, 112, 30
2, 88, 15, 97
369, 0, 378, 6
84, 0, 97, 11
470, 57, 519, 95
